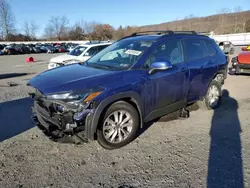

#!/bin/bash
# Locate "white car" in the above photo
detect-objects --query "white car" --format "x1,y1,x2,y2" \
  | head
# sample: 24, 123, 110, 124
48, 42, 112, 69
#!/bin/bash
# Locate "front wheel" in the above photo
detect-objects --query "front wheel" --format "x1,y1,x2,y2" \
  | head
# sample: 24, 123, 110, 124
97, 101, 139, 150
198, 80, 222, 110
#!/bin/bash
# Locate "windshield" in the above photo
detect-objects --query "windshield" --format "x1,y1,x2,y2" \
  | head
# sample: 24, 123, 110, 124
85, 39, 154, 70
68, 46, 87, 56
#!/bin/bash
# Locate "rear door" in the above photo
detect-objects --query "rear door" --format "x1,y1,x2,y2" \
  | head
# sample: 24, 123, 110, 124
182, 38, 208, 102
200, 39, 220, 96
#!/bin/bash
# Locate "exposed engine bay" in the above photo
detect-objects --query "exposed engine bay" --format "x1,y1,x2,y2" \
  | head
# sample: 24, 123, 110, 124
29, 88, 100, 144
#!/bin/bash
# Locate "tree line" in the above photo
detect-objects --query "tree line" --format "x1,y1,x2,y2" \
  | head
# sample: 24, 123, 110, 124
0, 0, 249, 42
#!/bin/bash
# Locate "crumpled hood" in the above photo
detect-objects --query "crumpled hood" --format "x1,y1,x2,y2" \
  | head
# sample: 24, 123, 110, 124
28, 64, 121, 95
50, 54, 79, 63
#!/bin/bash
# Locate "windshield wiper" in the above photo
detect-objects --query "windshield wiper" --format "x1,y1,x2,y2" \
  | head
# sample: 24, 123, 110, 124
87, 63, 113, 70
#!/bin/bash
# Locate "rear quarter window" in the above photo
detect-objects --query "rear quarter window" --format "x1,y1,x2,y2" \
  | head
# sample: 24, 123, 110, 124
183, 39, 206, 61
203, 40, 217, 56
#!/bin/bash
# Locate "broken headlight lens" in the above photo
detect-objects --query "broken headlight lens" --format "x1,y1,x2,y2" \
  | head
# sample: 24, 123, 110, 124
45, 90, 103, 105
46, 92, 83, 100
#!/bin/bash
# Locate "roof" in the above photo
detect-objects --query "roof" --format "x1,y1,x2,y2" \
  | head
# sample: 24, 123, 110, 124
120, 30, 211, 42
121, 35, 161, 41
78, 42, 113, 48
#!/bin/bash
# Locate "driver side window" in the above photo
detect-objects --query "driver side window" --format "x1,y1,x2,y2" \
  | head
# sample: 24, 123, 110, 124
142, 39, 183, 69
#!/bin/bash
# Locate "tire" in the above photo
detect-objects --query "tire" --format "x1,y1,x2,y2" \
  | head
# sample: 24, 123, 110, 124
97, 101, 139, 150
198, 80, 222, 110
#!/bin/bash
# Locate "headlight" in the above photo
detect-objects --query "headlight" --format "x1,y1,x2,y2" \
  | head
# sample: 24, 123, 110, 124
63, 59, 80, 65
45, 89, 103, 104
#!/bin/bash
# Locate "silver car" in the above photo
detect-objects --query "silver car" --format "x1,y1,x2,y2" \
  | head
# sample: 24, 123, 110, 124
218, 41, 234, 54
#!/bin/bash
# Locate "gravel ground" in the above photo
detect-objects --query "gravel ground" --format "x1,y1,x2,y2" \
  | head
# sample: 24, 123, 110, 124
1, 50, 250, 188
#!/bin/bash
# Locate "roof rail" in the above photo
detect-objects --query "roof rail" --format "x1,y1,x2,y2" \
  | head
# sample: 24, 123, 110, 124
131, 30, 175, 36
171, 31, 198, 35
131, 30, 198, 37
118, 30, 199, 41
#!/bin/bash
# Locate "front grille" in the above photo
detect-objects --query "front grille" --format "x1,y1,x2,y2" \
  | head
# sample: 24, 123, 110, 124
33, 98, 75, 131
34, 101, 62, 128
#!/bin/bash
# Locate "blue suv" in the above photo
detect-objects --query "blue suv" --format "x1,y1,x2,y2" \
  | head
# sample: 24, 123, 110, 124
28, 31, 228, 149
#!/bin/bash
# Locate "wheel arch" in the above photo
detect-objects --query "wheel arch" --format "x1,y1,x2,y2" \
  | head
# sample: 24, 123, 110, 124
85, 91, 143, 140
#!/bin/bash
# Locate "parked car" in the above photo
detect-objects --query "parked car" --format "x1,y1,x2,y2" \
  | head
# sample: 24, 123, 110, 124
17, 45, 30, 54
3, 46, 18, 55
218, 41, 234, 54
40, 45, 56, 53
33, 47, 42, 53
28, 30, 228, 149
67, 43, 78, 52
48, 42, 112, 69
0, 44, 5, 51
241, 46, 250, 51
57, 46, 67, 53
228, 51, 250, 75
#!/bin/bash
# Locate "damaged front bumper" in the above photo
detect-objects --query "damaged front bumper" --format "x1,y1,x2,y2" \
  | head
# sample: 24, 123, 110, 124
30, 91, 97, 144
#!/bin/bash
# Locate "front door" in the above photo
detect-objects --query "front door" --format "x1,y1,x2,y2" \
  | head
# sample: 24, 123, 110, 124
142, 39, 189, 121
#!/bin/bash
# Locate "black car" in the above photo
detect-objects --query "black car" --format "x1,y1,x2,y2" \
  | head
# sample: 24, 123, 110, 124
3, 46, 18, 55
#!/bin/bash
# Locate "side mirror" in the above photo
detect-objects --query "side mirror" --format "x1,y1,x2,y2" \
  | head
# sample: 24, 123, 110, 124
149, 61, 172, 74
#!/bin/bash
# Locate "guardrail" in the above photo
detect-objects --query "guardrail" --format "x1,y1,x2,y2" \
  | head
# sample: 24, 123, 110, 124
209, 32, 250, 46
0, 40, 90, 45
0, 32, 249, 46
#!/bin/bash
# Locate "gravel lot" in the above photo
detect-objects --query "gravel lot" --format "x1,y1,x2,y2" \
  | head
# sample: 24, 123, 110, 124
0, 50, 250, 188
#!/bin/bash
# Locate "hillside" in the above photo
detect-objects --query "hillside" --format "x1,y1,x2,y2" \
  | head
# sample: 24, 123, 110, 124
139, 10, 250, 34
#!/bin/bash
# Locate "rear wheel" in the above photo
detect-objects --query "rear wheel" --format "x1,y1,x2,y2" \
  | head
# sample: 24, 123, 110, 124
97, 101, 139, 150
198, 80, 222, 110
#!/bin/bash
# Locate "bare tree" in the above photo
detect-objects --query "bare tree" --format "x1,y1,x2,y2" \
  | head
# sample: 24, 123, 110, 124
23, 20, 39, 40
44, 16, 69, 40
83, 21, 99, 33
23, 21, 30, 38
68, 22, 85, 40
0, 0, 15, 40
113, 25, 125, 39
92, 24, 114, 40
82, 21, 100, 40
234, 6, 243, 33
245, 20, 250, 32
30, 20, 39, 39
184, 14, 196, 30
216, 8, 231, 33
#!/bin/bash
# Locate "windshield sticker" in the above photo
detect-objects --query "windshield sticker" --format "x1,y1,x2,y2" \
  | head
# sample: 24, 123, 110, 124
125, 49, 142, 56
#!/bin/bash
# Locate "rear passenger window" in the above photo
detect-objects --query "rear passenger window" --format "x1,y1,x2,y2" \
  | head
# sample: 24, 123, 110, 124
203, 40, 217, 56
183, 39, 206, 61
